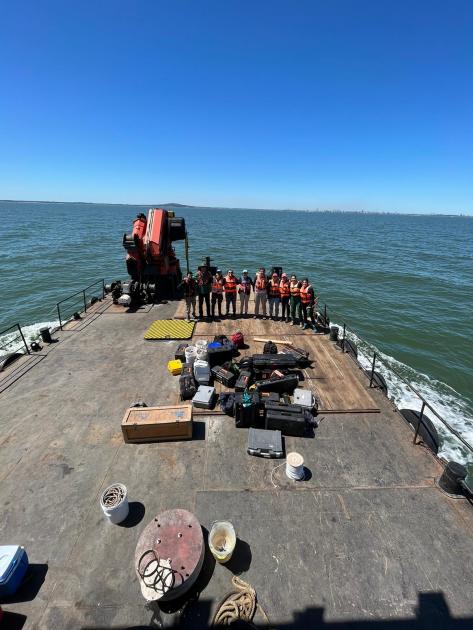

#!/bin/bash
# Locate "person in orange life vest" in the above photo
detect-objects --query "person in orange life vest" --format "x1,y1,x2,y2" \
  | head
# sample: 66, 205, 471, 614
299, 278, 316, 330
211, 269, 225, 318
289, 275, 301, 325
253, 269, 268, 319
238, 269, 253, 316
177, 271, 196, 321
195, 265, 212, 318
268, 272, 281, 320
224, 269, 237, 316
279, 273, 291, 322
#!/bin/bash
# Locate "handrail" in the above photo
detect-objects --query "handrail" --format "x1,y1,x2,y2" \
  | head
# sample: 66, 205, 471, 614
0, 323, 30, 355
56, 279, 105, 330
324, 303, 473, 457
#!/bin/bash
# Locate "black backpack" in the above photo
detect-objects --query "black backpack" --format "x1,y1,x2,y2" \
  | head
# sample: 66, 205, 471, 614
263, 341, 278, 354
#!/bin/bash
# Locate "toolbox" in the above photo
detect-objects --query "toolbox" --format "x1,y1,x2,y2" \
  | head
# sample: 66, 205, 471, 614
252, 354, 297, 369
194, 360, 211, 385
0, 545, 29, 598
247, 428, 284, 458
211, 365, 236, 387
192, 386, 217, 409
167, 359, 183, 375
256, 373, 299, 394
175, 343, 189, 362
235, 369, 252, 391
121, 405, 193, 443
264, 402, 312, 436
279, 345, 310, 365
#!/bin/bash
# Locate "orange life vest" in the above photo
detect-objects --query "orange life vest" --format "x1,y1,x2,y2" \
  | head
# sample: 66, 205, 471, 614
300, 285, 312, 305
255, 276, 267, 291
269, 279, 280, 297
279, 281, 290, 298
290, 282, 300, 297
224, 275, 237, 293
212, 277, 224, 293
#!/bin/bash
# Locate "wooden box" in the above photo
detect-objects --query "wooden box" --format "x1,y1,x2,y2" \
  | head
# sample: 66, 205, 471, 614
121, 405, 193, 443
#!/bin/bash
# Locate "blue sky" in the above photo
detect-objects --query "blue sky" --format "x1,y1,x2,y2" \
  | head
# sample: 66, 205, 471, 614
0, 1, 472, 213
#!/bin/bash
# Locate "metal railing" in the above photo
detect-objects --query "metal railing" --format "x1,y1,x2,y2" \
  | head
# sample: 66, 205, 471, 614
0, 323, 30, 356
323, 303, 473, 458
56, 279, 105, 330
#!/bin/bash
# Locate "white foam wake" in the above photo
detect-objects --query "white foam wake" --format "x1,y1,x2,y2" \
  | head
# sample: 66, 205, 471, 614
0, 320, 60, 357
336, 323, 473, 465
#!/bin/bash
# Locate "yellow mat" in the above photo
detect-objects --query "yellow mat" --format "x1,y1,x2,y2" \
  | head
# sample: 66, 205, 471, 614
144, 319, 195, 340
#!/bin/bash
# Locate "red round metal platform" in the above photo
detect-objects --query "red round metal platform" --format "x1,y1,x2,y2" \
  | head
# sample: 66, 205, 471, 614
135, 508, 204, 601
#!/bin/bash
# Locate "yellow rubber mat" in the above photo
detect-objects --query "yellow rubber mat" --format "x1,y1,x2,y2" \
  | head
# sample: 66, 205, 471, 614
144, 319, 195, 340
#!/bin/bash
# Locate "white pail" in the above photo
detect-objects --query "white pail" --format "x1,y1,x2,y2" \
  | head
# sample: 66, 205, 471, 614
100, 483, 129, 524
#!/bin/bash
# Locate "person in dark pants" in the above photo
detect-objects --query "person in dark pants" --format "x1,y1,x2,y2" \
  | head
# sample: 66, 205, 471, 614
211, 269, 225, 318
279, 273, 291, 322
177, 271, 197, 320
224, 269, 237, 316
195, 265, 212, 318
299, 278, 316, 329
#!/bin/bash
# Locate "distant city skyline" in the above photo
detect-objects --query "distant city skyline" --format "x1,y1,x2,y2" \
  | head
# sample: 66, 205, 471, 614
0, 1, 472, 215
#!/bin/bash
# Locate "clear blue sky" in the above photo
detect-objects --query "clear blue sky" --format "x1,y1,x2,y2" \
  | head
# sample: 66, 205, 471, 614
1, 1, 472, 213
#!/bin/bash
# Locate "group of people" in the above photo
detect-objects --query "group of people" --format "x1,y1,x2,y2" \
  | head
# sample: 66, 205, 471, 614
178, 265, 320, 329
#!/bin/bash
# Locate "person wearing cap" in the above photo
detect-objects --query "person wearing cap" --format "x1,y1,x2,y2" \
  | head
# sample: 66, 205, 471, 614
299, 278, 316, 329
279, 273, 291, 322
177, 271, 196, 321
211, 269, 225, 319
224, 269, 237, 316
289, 274, 301, 325
254, 268, 268, 319
268, 272, 281, 320
238, 269, 253, 317
195, 265, 212, 319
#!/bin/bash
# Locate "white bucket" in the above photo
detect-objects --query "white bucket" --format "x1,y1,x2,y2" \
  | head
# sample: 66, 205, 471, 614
209, 521, 236, 563
185, 346, 197, 365
100, 483, 129, 524
196, 340, 208, 350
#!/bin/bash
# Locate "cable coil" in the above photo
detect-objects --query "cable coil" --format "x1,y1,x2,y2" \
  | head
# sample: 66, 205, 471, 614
285, 452, 305, 480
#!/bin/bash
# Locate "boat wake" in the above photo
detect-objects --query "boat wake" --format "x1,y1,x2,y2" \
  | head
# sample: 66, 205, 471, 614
0, 320, 60, 357
341, 325, 473, 466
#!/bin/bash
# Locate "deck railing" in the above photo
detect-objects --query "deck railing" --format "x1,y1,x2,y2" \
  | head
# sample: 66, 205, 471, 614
323, 303, 473, 459
0, 323, 30, 356
56, 279, 105, 330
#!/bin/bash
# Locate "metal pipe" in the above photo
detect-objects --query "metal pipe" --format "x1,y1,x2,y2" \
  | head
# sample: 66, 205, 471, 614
413, 401, 426, 444
57, 303, 62, 330
17, 324, 30, 355
369, 353, 377, 387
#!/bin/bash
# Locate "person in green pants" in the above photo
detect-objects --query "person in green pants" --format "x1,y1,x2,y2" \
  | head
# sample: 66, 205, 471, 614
289, 274, 301, 326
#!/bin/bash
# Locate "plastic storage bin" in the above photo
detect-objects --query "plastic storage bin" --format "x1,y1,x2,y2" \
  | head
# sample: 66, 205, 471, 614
0, 545, 29, 598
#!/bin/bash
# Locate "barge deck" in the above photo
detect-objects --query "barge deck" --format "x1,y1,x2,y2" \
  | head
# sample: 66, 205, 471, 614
1, 296, 473, 629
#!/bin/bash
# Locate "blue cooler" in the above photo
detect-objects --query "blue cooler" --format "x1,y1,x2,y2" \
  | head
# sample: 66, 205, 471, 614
0, 546, 29, 598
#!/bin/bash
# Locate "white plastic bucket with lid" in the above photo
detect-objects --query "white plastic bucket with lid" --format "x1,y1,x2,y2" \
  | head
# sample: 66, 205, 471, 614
100, 483, 129, 524
195, 347, 208, 361
185, 345, 197, 365
209, 521, 236, 563
196, 340, 208, 350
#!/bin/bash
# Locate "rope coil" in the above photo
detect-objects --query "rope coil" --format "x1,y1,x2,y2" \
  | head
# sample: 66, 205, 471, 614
285, 452, 305, 481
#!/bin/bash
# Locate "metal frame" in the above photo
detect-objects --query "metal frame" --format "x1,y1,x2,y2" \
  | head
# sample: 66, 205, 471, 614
323, 303, 473, 457
56, 279, 105, 330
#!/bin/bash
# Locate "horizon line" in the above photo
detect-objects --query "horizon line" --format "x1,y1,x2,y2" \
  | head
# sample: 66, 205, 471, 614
0, 199, 471, 217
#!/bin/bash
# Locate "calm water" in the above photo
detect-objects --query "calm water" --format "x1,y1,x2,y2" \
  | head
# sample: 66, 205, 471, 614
1, 201, 472, 473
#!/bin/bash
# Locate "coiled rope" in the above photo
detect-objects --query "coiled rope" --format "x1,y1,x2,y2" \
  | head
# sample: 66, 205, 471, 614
285, 452, 305, 480
212, 576, 270, 627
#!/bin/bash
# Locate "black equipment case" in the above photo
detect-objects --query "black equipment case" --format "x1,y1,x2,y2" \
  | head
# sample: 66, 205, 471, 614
235, 370, 253, 391
179, 375, 197, 401
247, 428, 284, 458
252, 354, 297, 369
211, 365, 236, 387
207, 343, 236, 367
264, 402, 313, 436
279, 345, 310, 366
256, 373, 299, 394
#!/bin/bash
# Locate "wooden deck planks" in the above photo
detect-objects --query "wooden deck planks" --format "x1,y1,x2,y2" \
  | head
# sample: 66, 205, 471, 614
172, 300, 379, 414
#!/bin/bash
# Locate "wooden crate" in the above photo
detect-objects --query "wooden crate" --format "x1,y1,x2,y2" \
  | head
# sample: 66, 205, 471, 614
121, 405, 193, 443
